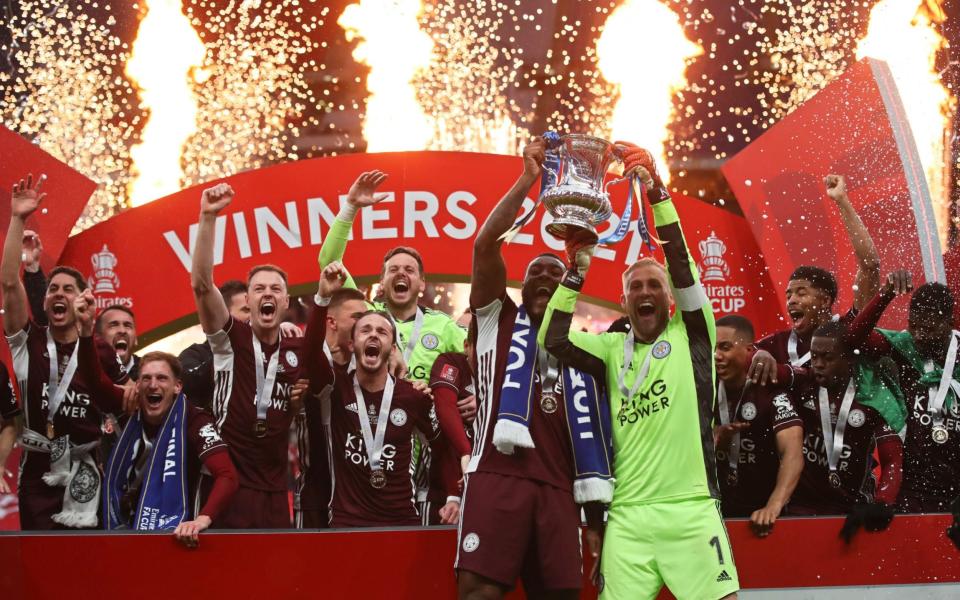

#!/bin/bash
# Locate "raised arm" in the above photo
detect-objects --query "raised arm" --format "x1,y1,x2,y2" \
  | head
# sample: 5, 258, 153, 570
21, 231, 47, 326
844, 270, 912, 358
303, 262, 348, 388
318, 171, 389, 291
471, 139, 545, 309
74, 289, 123, 415
824, 175, 880, 310
2, 175, 46, 335
539, 236, 609, 380
191, 184, 233, 334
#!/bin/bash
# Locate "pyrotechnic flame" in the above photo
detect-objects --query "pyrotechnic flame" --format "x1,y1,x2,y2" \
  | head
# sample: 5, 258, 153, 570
856, 0, 955, 245
596, 0, 702, 180
339, 0, 434, 152
126, 0, 205, 206
0, 0, 137, 229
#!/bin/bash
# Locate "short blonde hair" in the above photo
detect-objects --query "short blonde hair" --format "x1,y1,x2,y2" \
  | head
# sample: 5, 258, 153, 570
621, 258, 666, 292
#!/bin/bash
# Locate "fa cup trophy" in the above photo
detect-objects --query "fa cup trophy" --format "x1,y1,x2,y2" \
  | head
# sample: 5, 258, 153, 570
502, 131, 652, 247
539, 133, 625, 243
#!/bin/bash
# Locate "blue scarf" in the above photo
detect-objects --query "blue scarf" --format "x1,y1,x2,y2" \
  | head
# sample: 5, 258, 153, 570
493, 306, 614, 503
103, 393, 189, 530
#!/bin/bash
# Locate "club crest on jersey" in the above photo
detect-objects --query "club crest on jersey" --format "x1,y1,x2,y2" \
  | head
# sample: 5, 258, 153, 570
421, 333, 439, 350
847, 409, 866, 428
285, 351, 298, 368
652, 341, 671, 359
740, 401, 757, 421
462, 533, 480, 553
390, 408, 407, 426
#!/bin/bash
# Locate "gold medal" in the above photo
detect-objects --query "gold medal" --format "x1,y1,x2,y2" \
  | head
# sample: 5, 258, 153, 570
828, 472, 842, 489
46, 422, 55, 440
932, 426, 949, 445
726, 470, 738, 487
254, 419, 268, 438
369, 468, 387, 489
540, 393, 558, 414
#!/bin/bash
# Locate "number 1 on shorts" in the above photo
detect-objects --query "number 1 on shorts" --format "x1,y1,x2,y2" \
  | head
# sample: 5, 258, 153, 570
709, 535, 725, 565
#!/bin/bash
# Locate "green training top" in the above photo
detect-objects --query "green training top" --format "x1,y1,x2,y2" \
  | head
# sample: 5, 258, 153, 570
319, 214, 466, 382
538, 194, 719, 506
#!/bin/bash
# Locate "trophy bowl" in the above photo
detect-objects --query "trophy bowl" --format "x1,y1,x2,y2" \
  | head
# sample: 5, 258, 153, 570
540, 134, 622, 241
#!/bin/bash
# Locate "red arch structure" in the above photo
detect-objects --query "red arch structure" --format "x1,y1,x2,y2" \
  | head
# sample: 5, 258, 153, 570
55, 151, 784, 346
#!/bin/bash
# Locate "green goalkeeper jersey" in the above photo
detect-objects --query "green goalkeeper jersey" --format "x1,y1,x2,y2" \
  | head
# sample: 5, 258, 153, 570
319, 214, 466, 383
539, 195, 719, 506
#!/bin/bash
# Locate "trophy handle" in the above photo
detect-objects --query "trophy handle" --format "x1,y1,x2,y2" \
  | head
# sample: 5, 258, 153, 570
604, 175, 630, 194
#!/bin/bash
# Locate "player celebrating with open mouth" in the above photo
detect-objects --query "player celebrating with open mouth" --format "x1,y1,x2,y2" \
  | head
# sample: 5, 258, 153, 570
301, 262, 460, 527
540, 144, 739, 600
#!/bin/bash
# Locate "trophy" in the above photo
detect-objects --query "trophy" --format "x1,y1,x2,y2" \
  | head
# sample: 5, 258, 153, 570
539, 133, 625, 242
501, 132, 653, 248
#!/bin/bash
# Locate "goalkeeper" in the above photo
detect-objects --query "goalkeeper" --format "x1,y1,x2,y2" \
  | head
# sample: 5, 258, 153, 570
539, 144, 738, 600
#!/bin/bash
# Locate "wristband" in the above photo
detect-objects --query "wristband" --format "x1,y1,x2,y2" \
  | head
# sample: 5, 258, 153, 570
561, 269, 585, 292
446, 496, 461, 504
314, 294, 332, 307
336, 203, 359, 222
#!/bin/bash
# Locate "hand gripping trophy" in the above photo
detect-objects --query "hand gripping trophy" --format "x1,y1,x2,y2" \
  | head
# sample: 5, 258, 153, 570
502, 131, 656, 248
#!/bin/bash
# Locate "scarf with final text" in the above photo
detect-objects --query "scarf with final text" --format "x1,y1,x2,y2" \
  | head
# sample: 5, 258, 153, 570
493, 305, 614, 503
103, 393, 189, 530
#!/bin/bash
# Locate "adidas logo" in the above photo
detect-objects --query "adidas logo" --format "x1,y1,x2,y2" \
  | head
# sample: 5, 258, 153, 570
803, 399, 815, 410
716, 570, 732, 583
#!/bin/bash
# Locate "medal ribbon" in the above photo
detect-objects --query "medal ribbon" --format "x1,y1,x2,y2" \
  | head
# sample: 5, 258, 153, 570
353, 375, 395, 473
717, 381, 749, 476
45, 330, 79, 430
396, 307, 425, 364
925, 332, 960, 429
537, 348, 560, 398
787, 330, 811, 367
618, 334, 655, 399
252, 335, 281, 422
818, 379, 856, 474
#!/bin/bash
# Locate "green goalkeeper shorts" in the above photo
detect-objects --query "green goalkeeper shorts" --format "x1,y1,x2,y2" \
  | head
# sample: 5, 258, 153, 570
600, 497, 740, 600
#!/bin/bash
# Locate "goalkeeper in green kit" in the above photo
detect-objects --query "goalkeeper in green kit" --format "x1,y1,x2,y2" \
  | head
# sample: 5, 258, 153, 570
539, 143, 738, 600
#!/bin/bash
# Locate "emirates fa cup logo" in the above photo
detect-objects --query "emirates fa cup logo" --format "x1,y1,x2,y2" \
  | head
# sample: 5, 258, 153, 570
89, 244, 120, 294
698, 231, 730, 282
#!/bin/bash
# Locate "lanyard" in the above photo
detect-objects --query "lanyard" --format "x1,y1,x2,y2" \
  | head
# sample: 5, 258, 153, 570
537, 347, 560, 395
925, 331, 960, 425
252, 335, 281, 421
45, 330, 79, 426
390, 307, 425, 364
717, 381, 749, 474
618, 334, 654, 399
818, 379, 856, 473
788, 330, 811, 367
353, 375, 395, 472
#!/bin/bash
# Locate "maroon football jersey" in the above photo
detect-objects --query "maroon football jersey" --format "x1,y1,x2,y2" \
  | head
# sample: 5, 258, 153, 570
7, 323, 122, 480
426, 352, 474, 511
789, 381, 898, 514
714, 383, 802, 516
326, 376, 440, 527
208, 317, 304, 492
756, 308, 857, 366
888, 350, 960, 505
0, 361, 18, 420
468, 295, 574, 492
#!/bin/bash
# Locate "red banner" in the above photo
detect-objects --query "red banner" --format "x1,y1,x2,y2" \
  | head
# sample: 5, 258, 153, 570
57, 152, 783, 345
0, 126, 97, 273
722, 58, 944, 328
